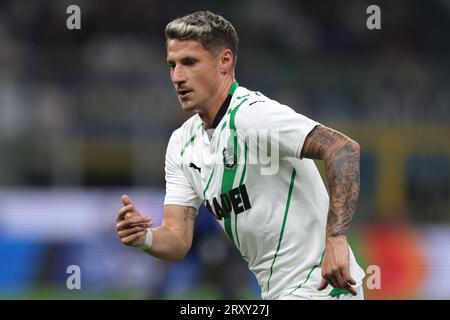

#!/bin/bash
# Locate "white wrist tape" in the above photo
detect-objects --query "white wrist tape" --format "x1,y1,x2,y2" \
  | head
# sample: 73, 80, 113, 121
138, 228, 153, 250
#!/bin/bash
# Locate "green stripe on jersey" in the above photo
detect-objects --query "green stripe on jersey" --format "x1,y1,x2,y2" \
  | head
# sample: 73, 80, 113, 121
215, 121, 228, 153
234, 141, 248, 249
288, 250, 325, 296
267, 168, 297, 292
228, 98, 248, 127
221, 132, 238, 245
229, 81, 239, 96
237, 93, 251, 100
203, 166, 216, 199
239, 141, 249, 189
220, 98, 248, 245
180, 134, 196, 157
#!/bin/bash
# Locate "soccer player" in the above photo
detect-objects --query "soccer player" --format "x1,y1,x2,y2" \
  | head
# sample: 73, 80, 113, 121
116, 11, 365, 300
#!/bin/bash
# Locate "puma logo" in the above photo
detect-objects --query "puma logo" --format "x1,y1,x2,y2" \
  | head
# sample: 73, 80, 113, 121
189, 162, 201, 173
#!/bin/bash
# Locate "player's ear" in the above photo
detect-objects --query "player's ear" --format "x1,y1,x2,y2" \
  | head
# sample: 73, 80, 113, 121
219, 49, 233, 74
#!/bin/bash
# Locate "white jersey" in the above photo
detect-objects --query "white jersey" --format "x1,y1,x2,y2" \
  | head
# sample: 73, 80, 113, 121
164, 84, 365, 299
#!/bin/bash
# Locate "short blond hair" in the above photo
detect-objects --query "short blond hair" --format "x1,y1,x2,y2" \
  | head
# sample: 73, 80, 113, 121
165, 11, 239, 68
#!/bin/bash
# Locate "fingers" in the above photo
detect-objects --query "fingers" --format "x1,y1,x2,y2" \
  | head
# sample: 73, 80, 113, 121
117, 216, 152, 231
343, 283, 357, 296
342, 268, 357, 286
323, 274, 339, 290
125, 213, 133, 219
121, 230, 147, 246
116, 204, 134, 222
129, 221, 152, 228
118, 225, 150, 238
117, 195, 152, 247
317, 278, 329, 291
319, 268, 357, 296
116, 197, 141, 222
333, 270, 347, 289
341, 268, 357, 295
121, 194, 133, 206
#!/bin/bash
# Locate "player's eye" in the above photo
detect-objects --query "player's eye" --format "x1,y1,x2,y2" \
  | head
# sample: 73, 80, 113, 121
183, 59, 197, 66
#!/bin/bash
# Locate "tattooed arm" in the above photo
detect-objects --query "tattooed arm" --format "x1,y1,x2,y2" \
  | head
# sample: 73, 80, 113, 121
301, 125, 360, 237
117, 200, 196, 261
301, 125, 360, 295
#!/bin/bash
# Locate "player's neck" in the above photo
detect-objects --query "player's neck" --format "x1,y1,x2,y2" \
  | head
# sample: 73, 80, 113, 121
199, 77, 234, 130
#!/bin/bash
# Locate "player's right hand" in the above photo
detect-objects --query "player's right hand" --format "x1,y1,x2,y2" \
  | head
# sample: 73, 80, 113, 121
116, 194, 153, 247
317, 235, 357, 295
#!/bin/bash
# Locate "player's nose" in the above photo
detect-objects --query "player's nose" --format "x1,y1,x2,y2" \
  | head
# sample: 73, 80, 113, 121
171, 65, 187, 84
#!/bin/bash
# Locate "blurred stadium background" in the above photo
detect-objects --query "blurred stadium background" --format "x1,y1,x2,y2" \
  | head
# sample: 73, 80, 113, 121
0, 0, 449, 299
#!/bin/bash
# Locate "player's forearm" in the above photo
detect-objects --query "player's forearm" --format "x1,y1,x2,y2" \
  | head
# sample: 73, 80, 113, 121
323, 138, 360, 237
302, 125, 360, 238
143, 225, 191, 261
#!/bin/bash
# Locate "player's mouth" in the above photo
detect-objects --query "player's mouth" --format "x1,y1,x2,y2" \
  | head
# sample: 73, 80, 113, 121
177, 89, 193, 99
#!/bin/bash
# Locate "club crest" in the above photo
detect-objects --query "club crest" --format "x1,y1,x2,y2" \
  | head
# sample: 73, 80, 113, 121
222, 147, 237, 169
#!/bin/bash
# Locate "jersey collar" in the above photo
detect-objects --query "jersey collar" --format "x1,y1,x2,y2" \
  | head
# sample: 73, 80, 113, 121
210, 81, 239, 129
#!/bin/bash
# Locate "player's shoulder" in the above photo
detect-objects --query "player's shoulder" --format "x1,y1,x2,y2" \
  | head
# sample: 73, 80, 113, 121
168, 114, 202, 149
231, 85, 274, 109
231, 85, 295, 128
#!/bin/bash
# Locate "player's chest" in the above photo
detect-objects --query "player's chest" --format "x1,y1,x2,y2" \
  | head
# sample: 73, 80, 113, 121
180, 129, 239, 199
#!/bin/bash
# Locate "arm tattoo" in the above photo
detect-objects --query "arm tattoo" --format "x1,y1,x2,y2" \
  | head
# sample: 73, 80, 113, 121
183, 207, 197, 222
302, 125, 360, 237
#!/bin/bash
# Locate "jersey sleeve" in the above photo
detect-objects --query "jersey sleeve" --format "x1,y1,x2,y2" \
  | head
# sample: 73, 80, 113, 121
164, 129, 202, 210
235, 100, 320, 158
